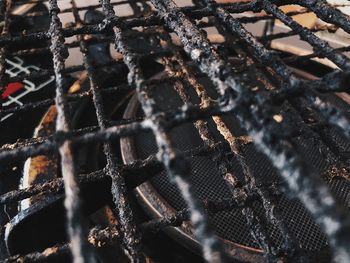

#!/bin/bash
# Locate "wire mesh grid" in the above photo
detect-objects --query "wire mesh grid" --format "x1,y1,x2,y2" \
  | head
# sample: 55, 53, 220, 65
0, 0, 349, 262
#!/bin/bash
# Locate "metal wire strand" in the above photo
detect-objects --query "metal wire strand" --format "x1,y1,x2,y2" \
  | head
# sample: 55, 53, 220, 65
70, 1, 144, 261
98, 0, 229, 262
0, 0, 349, 262
48, 1, 92, 262
150, 0, 350, 262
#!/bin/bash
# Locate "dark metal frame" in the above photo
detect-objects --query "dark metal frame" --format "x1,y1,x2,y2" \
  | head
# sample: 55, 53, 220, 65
0, 0, 349, 262
121, 93, 266, 263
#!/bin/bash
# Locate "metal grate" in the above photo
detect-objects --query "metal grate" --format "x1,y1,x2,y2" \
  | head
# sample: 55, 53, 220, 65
0, 0, 350, 262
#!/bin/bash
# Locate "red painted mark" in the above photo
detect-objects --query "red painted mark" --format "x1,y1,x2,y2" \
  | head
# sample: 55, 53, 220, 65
1, 82, 24, 98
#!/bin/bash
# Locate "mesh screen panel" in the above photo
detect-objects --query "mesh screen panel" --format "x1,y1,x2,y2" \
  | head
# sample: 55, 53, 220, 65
133, 81, 350, 251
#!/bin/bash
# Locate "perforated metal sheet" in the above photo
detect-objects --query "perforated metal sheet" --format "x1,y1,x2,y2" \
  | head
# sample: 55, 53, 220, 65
133, 79, 350, 251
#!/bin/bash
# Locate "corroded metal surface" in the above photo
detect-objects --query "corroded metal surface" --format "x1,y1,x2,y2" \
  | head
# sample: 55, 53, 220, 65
0, 0, 350, 262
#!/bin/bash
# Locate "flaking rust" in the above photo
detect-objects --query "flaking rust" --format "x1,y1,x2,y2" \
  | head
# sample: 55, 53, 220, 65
88, 226, 120, 248
323, 166, 350, 182
21, 106, 58, 209
0, 0, 350, 262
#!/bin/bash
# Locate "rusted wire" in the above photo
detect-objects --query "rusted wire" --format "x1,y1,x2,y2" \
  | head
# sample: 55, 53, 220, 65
99, 0, 229, 262
0, 0, 350, 262
159, 31, 290, 260
48, 1, 92, 262
150, 0, 350, 262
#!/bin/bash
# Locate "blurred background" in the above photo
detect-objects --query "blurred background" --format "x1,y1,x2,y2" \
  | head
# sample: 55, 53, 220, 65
49, 0, 350, 67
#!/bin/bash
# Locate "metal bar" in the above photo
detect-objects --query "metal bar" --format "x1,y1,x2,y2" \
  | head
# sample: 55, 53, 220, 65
70, 1, 144, 260
0, 0, 13, 259
0, 195, 258, 263
99, 0, 228, 262
160, 36, 283, 259
47, 1, 92, 262
149, 0, 350, 262
0, 1, 327, 47
0, 99, 238, 164
295, 0, 350, 35
204, 0, 350, 156
261, 0, 350, 71
0, 0, 349, 262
